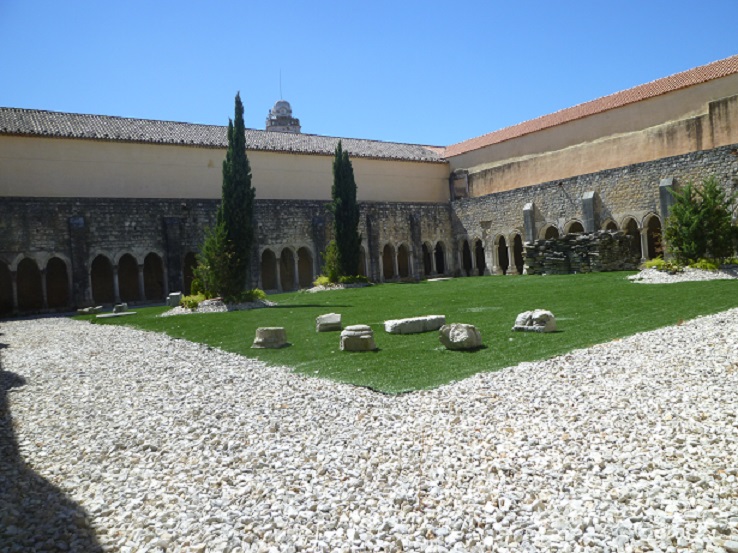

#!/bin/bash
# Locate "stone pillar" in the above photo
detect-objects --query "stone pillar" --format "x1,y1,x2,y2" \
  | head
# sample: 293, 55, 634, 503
430, 249, 438, 276
392, 250, 399, 280
490, 244, 500, 275
275, 256, 283, 292
507, 244, 519, 275
581, 191, 599, 233
293, 254, 299, 290
68, 215, 91, 307
162, 265, 170, 297
523, 203, 537, 243
40, 269, 48, 309
10, 271, 18, 313
113, 268, 121, 304
137, 264, 146, 301
639, 228, 649, 263
163, 217, 183, 296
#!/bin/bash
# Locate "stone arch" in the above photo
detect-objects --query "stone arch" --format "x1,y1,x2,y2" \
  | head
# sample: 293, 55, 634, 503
183, 252, 197, 295
495, 235, 509, 275
421, 242, 433, 276
461, 239, 473, 276
17, 258, 43, 311
511, 233, 525, 274
144, 253, 165, 300
622, 216, 642, 259
46, 257, 69, 309
434, 241, 446, 275
474, 239, 486, 276
118, 253, 139, 303
91, 255, 115, 305
643, 213, 663, 260
565, 220, 585, 234
382, 243, 396, 281
540, 224, 560, 240
602, 219, 618, 231
0, 260, 12, 316
397, 243, 411, 278
280, 247, 296, 291
297, 246, 313, 288
261, 249, 278, 290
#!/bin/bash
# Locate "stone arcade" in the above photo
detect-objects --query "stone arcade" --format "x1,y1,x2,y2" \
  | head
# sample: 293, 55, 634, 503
2, 56, 738, 315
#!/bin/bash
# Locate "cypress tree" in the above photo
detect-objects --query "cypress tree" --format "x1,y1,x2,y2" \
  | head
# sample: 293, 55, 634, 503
217, 92, 255, 296
330, 141, 361, 278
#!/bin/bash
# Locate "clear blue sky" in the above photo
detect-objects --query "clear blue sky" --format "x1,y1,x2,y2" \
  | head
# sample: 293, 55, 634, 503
1, 1, 736, 146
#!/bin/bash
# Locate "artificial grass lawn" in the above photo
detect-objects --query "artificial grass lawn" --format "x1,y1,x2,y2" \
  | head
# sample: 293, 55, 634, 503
79, 272, 738, 394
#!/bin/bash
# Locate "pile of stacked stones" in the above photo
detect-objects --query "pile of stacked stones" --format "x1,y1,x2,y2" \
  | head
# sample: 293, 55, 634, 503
524, 231, 640, 275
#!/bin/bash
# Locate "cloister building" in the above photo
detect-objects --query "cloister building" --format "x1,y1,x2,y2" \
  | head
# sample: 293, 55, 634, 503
1, 54, 738, 315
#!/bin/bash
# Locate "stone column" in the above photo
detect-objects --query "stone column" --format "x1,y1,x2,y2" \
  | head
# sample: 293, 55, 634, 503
293, 254, 299, 290
40, 269, 48, 309
430, 250, 437, 276
137, 264, 146, 301
392, 250, 399, 280
275, 256, 283, 292
507, 244, 519, 275
162, 265, 169, 297
113, 268, 121, 304
639, 228, 649, 263
10, 271, 18, 313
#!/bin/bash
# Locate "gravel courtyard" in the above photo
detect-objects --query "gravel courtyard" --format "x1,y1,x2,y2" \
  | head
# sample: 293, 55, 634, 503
1, 310, 737, 553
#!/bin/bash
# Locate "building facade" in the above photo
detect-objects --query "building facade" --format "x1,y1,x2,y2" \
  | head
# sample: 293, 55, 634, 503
2, 55, 738, 315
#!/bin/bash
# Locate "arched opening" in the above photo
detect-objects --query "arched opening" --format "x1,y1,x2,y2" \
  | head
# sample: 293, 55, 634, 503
297, 247, 313, 288
645, 215, 663, 260
144, 253, 165, 301
512, 234, 524, 274
602, 219, 618, 231
46, 257, 69, 309
434, 242, 446, 275
382, 244, 395, 281
422, 243, 432, 276
541, 225, 560, 240
461, 240, 472, 276
474, 240, 486, 276
17, 258, 43, 311
566, 221, 584, 234
118, 254, 139, 302
0, 261, 12, 316
91, 255, 115, 305
280, 248, 296, 291
397, 244, 410, 278
497, 236, 509, 275
183, 252, 197, 295
623, 217, 642, 259
261, 249, 277, 290
357, 246, 367, 277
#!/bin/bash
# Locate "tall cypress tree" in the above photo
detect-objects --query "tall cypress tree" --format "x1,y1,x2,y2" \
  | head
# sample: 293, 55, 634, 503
330, 141, 361, 277
208, 92, 255, 297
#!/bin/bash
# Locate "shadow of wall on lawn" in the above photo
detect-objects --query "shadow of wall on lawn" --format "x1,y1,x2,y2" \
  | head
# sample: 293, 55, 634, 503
0, 357, 103, 551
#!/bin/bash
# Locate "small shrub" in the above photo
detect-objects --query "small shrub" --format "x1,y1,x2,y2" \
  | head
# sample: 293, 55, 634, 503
189, 278, 203, 296
180, 293, 206, 309
644, 258, 683, 273
338, 275, 370, 285
320, 240, 341, 283
313, 275, 332, 287
688, 258, 719, 271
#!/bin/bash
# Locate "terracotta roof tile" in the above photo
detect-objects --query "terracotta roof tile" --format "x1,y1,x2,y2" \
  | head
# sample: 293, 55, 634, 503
0, 108, 446, 164
444, 54, 738, 158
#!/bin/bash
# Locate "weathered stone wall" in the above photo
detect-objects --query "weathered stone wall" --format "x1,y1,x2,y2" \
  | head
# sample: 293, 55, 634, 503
524, 231, 641, 275
452, 143, 738, 245
0, 197, 454, 313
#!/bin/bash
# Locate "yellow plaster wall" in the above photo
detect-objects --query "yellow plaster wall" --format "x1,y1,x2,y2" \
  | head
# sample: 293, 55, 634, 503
448, 74, 738, 196
0, 137, 450, 202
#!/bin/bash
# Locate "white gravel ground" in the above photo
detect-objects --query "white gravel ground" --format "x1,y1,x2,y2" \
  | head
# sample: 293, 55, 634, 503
2, 287, 738, 552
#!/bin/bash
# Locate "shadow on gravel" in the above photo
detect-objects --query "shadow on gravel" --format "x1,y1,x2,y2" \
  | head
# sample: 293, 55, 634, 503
0, 362, 103, 551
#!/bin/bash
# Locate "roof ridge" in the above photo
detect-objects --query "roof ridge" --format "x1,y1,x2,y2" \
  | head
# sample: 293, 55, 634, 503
444, 53, 738, 157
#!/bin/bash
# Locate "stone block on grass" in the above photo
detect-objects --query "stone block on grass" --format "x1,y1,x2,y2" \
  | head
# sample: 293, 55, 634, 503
512, 309, 557, 333
384, 315, 446, 334
439, 323, 482, 350
316, 313, 342, 332
252, 327, 289, 349
340, 325, 377, 351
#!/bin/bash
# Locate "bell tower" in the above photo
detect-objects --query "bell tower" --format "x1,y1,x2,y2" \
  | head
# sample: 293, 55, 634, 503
265, 100, 301, 133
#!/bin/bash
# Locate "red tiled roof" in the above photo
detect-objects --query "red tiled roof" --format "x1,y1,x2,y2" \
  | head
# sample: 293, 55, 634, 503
444, 54, 738, 158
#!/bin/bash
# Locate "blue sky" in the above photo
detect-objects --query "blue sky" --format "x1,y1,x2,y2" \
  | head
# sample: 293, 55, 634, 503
1, 1, 736, 146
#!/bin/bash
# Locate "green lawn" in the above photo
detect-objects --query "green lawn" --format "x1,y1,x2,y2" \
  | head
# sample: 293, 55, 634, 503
78, 272, 738, 393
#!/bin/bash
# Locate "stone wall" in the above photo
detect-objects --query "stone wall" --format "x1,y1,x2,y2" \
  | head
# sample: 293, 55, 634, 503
451, 143, 738, 245
524, 231, 641, 275
0, 197, 454, 313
